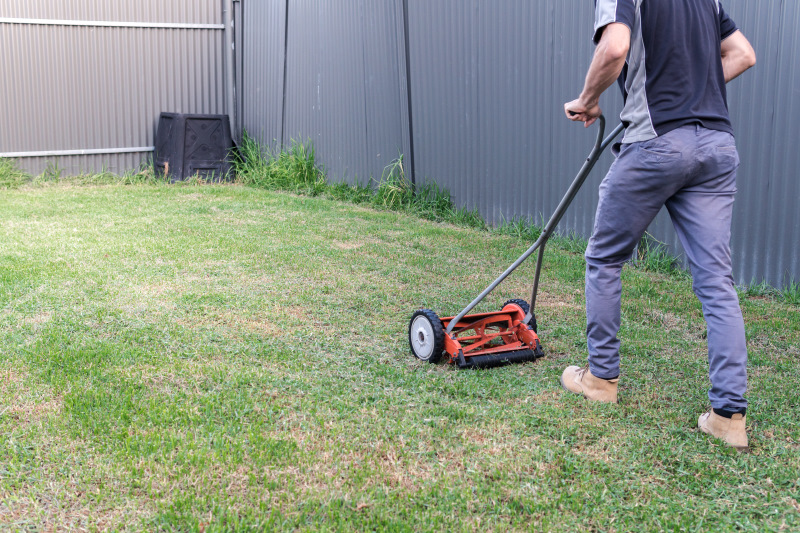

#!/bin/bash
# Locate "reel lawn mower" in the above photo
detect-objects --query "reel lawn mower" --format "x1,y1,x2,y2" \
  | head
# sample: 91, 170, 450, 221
409, 116, 624, 369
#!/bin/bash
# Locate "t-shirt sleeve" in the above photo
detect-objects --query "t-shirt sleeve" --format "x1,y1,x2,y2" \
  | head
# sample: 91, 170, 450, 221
718, 3, 739, 40
593, 0, 636, 44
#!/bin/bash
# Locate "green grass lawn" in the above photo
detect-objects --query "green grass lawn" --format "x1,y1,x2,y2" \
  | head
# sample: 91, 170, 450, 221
1, 182, 798, 531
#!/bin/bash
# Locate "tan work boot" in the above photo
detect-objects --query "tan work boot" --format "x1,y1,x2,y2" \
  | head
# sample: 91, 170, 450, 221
698, 410, 749, 452
560, 365, 619, 403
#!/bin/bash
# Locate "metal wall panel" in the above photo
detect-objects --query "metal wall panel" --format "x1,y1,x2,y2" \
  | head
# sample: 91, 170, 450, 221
282, 0, 364, 181
723, 0, 800, 286
0, 0, 227, 175
241, 0, 286, 145
726, 1, 783, 286
362, 1, 411, 183
277, 0, 410, 183
765, 0, 800, 286
406, 1, 480, 210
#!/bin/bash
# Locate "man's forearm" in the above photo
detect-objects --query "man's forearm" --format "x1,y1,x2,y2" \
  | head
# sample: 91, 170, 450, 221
721, 31, 756, 83
565, 23, 631, 125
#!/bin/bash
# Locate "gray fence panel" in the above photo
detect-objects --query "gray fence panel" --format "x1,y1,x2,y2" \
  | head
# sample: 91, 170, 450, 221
767, 1, 800, 286
280, 0, 409, 183
362, 1, 411, 182
283, 0, 365, 180
0, 0, 227, 176
241, 0, 285, 145
406, 1, 481, 212
0, 0, 221, 24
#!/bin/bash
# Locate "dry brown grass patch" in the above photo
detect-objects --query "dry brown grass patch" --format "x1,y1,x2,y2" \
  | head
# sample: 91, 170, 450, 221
0, 441, 156, 531
1, 369, 62, 424
331, 240, 364, 251
19, 311, 53, 327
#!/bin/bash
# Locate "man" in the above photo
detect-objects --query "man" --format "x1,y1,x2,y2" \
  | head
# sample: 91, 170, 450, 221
561, 0, 756, 451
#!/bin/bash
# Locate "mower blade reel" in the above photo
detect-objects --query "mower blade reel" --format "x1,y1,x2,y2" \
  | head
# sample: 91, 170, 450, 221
456, 341, 544, 369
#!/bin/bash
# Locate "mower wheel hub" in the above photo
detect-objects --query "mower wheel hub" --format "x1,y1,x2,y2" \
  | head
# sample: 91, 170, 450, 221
411, 317, 434, 358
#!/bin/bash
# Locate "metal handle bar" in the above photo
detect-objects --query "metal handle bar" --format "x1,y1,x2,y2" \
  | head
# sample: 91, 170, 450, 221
444, 116, 625, 335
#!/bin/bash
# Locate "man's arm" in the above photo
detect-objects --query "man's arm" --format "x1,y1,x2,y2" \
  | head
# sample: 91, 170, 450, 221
721, 30, 756, 83
564, 23, 631, 127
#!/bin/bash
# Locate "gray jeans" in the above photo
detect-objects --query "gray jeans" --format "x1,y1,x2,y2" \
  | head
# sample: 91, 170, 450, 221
585, 124, 747, 412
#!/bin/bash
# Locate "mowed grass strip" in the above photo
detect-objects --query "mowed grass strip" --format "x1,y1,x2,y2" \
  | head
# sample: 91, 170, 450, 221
1, 183, 798, 531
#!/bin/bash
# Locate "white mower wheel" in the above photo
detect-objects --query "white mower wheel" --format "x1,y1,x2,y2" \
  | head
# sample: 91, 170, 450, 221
408, 309, 445, 363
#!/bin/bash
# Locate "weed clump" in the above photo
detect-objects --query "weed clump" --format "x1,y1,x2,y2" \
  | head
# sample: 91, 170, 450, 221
373, 156, 485, 227
631, 232, 687, 278
0, 158, 32, 189
234, 134, 325, 196
496, 216, 544, 242
781, 279, 800, 305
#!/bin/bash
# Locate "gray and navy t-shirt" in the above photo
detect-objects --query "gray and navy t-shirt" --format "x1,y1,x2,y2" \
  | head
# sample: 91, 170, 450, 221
594, 0, 739, 143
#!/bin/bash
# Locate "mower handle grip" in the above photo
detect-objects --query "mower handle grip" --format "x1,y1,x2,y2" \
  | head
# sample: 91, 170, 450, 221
567, 112, 607, 156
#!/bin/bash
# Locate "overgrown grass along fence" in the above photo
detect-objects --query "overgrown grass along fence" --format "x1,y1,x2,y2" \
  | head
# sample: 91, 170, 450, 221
234, 134, 487, 230
231, 134, 798, 304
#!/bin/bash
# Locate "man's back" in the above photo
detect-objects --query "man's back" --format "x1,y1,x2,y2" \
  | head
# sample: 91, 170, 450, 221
594, 0, 738, 142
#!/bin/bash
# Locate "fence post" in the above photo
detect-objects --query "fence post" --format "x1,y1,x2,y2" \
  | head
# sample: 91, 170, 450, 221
402, 0, 417, 187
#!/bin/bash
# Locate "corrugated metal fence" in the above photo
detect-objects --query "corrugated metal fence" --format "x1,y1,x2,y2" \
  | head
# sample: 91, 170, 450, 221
240, 0, 798, 289
242, 0, 411, 183
0, 0, 233, 175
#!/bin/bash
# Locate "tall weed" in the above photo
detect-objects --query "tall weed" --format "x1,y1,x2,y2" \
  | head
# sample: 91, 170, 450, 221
739, 280, 776, 299
234, 133, 325, 195
0, 158, 32, 189
782, 279, 800, 305
374, 157, 414, 210
634, 233, 684, 276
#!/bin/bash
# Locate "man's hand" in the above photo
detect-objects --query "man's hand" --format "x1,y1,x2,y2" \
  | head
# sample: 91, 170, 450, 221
564, 98, 602, 127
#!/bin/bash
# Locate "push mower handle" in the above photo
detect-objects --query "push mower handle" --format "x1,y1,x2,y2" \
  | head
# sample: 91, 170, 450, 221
443, 115, 624, 335
594, 115, 606, 151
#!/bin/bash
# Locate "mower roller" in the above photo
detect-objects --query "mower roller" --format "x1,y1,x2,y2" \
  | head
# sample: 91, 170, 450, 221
409, 116, 625, 369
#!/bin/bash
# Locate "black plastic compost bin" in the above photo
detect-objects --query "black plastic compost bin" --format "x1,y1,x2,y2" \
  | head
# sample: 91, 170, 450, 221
154, 113, 234, 182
